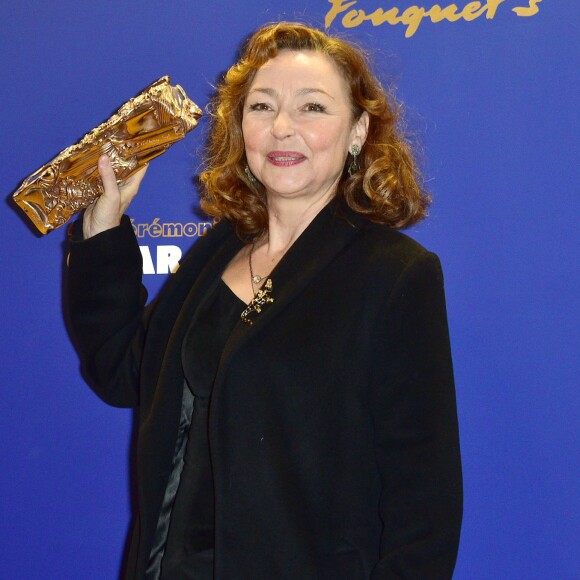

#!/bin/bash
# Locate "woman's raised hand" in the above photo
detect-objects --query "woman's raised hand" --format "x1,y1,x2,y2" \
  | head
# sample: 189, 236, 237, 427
83, 154, 148, 239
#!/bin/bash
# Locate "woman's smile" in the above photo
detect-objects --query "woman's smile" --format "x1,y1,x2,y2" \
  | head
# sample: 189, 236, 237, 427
266, 150, 307, 166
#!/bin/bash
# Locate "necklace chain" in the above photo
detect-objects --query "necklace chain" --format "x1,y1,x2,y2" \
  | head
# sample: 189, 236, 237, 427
248, 235, 293, 295
249, 240, 265, 291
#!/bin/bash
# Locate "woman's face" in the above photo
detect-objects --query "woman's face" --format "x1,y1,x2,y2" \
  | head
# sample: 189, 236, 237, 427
242, 50, 368, 205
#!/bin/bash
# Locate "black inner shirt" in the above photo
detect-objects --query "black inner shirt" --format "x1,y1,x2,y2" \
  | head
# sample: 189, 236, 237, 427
160, 279, 245, 579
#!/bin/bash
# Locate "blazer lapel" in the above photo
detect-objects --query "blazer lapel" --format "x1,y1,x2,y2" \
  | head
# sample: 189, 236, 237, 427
219, 200, 367, 369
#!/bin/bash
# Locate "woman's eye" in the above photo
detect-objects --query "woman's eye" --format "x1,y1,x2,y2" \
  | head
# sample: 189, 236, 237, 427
304, 102, 327, 113
248, 102, 271, 111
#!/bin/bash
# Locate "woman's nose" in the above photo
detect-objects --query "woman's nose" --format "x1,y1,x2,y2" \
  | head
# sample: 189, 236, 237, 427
270, 111, 295, 139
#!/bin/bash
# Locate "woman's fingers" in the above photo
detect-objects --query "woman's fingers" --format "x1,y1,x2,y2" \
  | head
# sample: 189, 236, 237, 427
98, 153, 120, 201
83, 154, 147, 239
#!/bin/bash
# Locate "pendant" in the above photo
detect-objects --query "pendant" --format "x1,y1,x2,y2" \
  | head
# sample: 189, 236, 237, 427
241, 278, 274, 325
252, 274, 263, 284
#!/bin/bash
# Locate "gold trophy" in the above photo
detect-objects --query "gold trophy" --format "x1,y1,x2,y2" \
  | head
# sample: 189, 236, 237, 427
12, 77, 202, 234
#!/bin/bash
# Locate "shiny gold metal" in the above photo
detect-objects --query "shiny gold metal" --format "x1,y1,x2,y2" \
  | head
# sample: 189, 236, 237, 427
12, 76, 202, 234
240, 279, 275, 325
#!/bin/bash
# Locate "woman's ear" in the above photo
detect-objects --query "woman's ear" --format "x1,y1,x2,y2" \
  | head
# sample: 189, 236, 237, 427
353, 111, 369, 148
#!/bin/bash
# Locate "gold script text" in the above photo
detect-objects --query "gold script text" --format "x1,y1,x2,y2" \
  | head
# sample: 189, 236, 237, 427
325, 0, 542, 38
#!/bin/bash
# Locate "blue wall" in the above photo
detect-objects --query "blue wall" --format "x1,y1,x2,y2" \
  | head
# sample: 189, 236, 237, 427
1, 1, 577, 577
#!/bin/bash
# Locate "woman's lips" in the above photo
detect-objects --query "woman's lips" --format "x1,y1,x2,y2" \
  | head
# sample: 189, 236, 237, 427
266, 151, 306, 166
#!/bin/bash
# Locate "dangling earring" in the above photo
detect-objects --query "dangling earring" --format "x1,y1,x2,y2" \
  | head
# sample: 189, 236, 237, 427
348, 144, 361, 177
245, 164, 257, 184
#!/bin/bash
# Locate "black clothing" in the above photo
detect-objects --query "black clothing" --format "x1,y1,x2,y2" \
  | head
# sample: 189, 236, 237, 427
67, 201, 462, 579
160, 281, 244, 578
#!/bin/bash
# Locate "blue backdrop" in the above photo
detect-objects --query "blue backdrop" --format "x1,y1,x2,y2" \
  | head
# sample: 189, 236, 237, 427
1, 1, 578, 578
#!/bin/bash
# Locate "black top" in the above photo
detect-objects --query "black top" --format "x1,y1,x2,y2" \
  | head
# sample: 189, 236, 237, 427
161, 279, 245, 579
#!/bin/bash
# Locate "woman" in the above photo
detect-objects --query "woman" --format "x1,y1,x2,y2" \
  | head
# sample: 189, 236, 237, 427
68, 22, 462, 579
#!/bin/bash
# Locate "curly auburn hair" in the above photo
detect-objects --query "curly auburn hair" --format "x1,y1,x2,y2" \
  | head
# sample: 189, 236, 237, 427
199, 22, 430, 237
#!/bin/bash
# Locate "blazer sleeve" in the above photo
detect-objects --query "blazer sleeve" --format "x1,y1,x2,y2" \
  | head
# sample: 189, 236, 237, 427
370, 251, 462, 579
66, 215, 148, 408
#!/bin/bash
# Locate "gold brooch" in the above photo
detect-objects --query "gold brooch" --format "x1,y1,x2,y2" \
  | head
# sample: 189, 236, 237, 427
241, 278, 274, 325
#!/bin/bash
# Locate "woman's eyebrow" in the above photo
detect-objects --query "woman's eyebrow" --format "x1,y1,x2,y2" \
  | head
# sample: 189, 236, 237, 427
297, 88, 334, 100
247, 87, 334, 100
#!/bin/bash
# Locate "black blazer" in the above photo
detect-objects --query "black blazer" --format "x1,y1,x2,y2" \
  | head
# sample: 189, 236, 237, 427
67, 201, 462, 579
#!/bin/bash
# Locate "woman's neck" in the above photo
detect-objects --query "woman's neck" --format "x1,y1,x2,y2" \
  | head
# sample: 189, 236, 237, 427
260, 191, 334, 255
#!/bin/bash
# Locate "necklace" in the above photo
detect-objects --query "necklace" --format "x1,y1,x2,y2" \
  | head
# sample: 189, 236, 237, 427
248, 234, 294, 292
242, 239, 274, 325
249, 239, 266, 288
